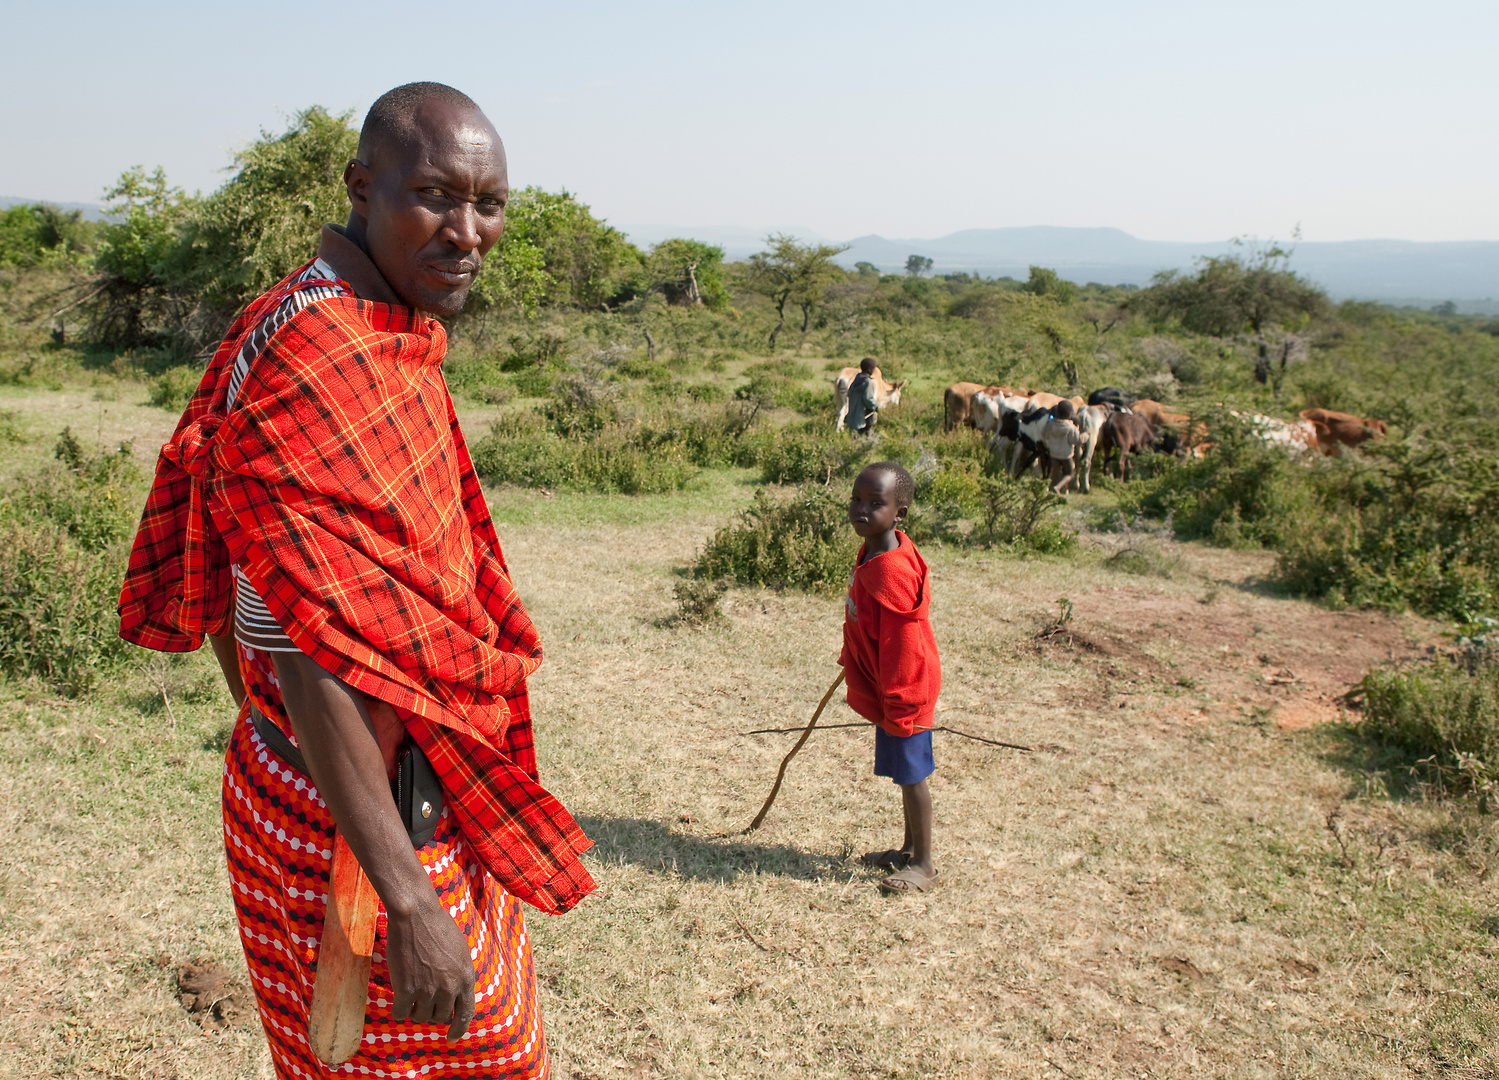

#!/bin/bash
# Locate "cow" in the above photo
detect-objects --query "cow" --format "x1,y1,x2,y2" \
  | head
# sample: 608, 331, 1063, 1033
1007, 404, 1061, 479
1088, 386, 1135, 410
943, 382, 1020, 431
1073, 404, 1111, 494
833, 365, 905, 431
1298, 408, 1387, 454
1133, 398, 1209, 452
1097, 412, 1157, 481
1027, 390, 1066, 411
975, 391, 1030, 464
1130, 398, 1190, 429
944, 382, 988, 431
1233, 411, 1322, 454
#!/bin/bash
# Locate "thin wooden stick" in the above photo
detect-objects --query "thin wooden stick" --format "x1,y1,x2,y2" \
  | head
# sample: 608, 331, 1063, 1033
741, 720, 1032, 752
745, 670, 845, 833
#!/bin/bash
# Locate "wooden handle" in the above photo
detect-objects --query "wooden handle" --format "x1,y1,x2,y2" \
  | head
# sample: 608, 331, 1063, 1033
308, 831, 379, 1065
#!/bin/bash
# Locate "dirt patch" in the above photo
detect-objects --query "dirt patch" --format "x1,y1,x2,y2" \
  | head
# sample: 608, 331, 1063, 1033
1159, 956, 1206, 982
1039, 573, 1433, 732
175, 962, 249, 1029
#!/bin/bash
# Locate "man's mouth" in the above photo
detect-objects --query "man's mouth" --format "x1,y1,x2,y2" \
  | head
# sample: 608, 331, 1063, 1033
427, 262, 479, 286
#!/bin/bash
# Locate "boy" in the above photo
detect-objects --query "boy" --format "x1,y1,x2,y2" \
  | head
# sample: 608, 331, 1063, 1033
840, 462, 943, 894
845, 357, 881, 435
1040, 400, 1086, 494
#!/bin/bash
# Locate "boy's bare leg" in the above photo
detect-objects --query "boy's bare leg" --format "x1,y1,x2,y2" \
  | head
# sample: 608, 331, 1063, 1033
899, 780, 936, 880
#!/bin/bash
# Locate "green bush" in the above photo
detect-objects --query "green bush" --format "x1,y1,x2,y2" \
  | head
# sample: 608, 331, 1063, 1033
468, 423, 694, 494
1358, 656, 1499, 791
0, 523, 132, 695
4, 431, 143, 551
693, 487, 857, 594
148, 365, 201, 411
1275, 438, 1499, 620
756, 430, 871, 485
1119, 410, 1313, 548
0, 433, 145, 694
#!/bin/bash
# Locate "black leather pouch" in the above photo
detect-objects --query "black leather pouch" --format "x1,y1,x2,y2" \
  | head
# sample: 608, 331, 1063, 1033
394, 742, 443, 848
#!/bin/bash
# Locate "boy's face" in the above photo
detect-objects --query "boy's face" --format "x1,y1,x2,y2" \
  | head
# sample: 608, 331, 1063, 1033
849, 469, 907, 539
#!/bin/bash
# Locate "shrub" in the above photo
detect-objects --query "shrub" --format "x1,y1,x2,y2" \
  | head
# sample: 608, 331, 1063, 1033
1275, 437, 1499, 620
693, 487, 858, 594
0, 523, 132, 695
756, 430, 871, 485
4, 431, 143, 551
148, 365, 201, 411
0, 434, 145, 694
1120, 410, 1312, 548
1358, 655, 1499, 791
673, 578, 727, 625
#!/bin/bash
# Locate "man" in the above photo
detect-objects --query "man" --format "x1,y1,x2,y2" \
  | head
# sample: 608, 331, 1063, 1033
118, 83, 592, 1078
845, 356, 880, 435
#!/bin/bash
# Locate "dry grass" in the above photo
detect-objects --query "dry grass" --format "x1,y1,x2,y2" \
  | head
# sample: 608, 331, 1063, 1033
0, 389, 1496, 1078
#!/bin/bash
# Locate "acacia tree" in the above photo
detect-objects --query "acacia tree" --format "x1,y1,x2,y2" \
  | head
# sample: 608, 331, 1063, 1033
746, 233, 848, 347
1136, 236, 1326, 394
647, 238, 728, 309
905, 254, 933, 277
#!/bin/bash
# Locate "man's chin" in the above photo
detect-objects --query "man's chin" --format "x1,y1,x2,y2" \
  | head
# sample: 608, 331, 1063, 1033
411, 285, 473, 319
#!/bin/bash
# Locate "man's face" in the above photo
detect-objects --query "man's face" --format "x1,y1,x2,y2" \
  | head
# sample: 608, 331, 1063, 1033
849, 469, 907, 539
346, 99, 508, 316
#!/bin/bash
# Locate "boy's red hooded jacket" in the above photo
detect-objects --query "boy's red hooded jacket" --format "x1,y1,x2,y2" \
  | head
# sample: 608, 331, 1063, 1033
839, 532, 942, 738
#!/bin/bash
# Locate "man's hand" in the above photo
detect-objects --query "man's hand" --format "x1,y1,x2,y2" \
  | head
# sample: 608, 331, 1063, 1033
270, 650, 475, 1040
386, 897, 477, 1041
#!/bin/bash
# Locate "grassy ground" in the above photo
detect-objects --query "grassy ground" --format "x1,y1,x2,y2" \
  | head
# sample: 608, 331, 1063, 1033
0, 382, 1496, 1079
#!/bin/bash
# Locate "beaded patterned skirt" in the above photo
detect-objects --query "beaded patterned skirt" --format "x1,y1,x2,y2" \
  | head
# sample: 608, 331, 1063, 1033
221, 643, 549, 1079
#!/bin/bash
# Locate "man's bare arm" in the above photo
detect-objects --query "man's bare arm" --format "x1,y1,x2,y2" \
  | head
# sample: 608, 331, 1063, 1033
208, 633, 246, 710
269, 650, 475, 1041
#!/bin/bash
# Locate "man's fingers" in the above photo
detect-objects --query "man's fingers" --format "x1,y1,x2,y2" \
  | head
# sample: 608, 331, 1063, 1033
390, 987, 415, 1022
447, 983, 476, 1043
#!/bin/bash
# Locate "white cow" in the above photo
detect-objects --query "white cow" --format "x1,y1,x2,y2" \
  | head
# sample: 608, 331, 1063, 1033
974, 391, 1028, 466
1231, 411, 1319, 454
833, 367, 906, 431
1073, 404, 1111, 494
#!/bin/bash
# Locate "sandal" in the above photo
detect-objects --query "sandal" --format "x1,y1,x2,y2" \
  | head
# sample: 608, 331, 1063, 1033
860, 849, 911, 871
877, 868, 940, 895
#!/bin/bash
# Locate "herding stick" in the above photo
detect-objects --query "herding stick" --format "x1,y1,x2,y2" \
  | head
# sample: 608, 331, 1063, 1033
745, 670, 846, 832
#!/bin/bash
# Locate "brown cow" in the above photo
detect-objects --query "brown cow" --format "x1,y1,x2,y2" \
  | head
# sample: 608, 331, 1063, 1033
1298, 408, 1387, 454
944, 382, 1016, 431
1133, 398, 1208, 450
1098, 412, 1157, 481
1131, 398, 1190, 428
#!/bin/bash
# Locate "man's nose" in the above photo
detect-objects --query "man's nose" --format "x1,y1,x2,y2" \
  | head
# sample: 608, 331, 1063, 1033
442, 202, 482, 252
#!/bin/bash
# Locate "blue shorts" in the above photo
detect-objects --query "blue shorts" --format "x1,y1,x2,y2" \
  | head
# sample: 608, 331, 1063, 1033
874, 727, 935, 785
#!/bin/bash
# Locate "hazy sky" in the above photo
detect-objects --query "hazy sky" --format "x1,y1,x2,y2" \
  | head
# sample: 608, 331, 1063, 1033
2, 0, 1494, 242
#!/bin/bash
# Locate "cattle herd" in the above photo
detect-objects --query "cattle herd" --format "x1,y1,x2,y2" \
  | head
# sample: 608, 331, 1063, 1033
829, 364, 1388, 496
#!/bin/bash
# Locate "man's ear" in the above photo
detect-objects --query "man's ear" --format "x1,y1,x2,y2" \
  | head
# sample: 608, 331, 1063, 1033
344, 159, 371, 217
895, 504, 909, 523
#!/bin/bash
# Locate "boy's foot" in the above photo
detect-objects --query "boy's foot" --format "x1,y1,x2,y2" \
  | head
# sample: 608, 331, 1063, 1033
860, 849, 911, 871
877, 867, 940, 895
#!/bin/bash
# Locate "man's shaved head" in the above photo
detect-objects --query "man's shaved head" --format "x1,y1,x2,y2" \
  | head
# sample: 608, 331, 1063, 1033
343, 83, 508, 316
359, 82, 481, 162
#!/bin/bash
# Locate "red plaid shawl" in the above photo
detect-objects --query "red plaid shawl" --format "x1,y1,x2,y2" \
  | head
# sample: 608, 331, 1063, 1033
119, 263, 594, 914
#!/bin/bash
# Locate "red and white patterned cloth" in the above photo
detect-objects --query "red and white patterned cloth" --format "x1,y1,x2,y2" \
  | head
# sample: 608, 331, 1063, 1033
227, 644, 549, 1078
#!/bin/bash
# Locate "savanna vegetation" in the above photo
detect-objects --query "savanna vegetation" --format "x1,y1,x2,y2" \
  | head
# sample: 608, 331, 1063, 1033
2, 106, 1498, 1078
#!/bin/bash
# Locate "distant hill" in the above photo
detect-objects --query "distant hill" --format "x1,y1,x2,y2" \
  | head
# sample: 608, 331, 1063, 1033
835, 227, 1499, 309
0, 196, 107, 221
